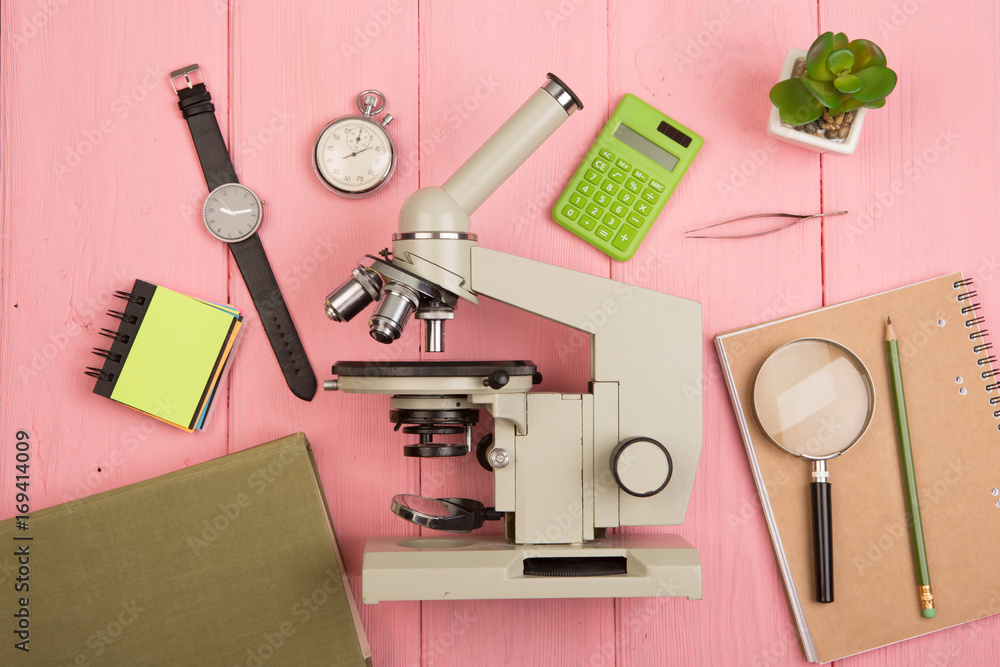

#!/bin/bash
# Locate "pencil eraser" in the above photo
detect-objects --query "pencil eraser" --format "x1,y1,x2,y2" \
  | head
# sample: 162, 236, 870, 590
923, 609, 936, 618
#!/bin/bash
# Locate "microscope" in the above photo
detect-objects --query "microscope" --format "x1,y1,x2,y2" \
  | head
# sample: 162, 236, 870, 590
324, 74, 703, 603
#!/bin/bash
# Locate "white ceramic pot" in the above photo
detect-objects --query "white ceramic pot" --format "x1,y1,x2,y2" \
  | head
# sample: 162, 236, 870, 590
767, 47, 867, 155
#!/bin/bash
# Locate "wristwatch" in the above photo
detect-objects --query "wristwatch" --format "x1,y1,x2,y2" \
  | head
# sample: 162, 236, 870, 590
170, 64, 317, 401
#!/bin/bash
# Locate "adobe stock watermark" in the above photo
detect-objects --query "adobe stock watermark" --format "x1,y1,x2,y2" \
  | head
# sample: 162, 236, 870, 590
670, 0, 752, 72
716, 139, 780, 202
9, 0, 70, 50
544, 0, 591, 29
396, 75, 502, 180
414, 610, 476, 667
554, 246, 673, 362
843, 127, 960, 242
53, 66, 166, 179
852, 458, 967, 576
725, 468, 790, 531
877, 0, 931, 38
340, 0, 405, 63
238, 108, 295, 163
59, 600, 145, 666
187, 444, 303, 556
238, 568, 349, 667
18, 269, 133, 383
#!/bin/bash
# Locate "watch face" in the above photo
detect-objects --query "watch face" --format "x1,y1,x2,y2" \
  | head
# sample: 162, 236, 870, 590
314, 116, 395, 197
202, 183, 262, 243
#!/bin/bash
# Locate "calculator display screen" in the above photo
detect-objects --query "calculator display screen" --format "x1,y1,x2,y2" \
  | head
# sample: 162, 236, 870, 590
613, 123, 680, 172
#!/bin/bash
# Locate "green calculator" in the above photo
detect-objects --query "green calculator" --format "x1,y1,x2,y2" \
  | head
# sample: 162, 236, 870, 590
552, 94, 703, 261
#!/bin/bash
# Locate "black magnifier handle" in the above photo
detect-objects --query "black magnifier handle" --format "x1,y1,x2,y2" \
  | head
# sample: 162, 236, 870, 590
811, 479, 834, 603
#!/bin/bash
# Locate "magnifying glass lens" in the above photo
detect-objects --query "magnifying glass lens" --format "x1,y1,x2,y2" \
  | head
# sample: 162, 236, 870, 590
754, 339, 873, 459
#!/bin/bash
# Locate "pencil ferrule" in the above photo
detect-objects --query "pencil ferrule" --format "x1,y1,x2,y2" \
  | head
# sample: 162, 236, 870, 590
919, 584, 934, 609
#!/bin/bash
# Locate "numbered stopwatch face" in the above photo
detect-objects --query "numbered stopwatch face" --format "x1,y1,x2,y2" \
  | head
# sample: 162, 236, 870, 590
313, 116, 395, 197
202, 183, 262, 243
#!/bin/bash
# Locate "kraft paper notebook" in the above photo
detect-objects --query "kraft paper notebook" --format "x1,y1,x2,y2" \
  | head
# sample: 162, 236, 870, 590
715, 273, 1000, 663
87, 279, 243, 431
0, 433, 371, 666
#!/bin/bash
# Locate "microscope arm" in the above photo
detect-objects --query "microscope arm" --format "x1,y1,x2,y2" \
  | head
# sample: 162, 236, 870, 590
470, 246, 702, 526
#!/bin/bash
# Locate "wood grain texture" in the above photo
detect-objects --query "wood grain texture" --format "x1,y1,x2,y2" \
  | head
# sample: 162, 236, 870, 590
2, 0, 998, 665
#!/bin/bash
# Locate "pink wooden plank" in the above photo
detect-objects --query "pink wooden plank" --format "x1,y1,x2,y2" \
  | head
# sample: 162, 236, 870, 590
414, 1, 616, 665
607, 1, 824, 665
820, 2, 1000, 666
0, 0, 231, 518
228, 2, 423, 664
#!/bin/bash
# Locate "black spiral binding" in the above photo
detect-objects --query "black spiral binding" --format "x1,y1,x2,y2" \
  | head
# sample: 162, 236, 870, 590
955, 277, 1000, 427
86, 280, 157, 398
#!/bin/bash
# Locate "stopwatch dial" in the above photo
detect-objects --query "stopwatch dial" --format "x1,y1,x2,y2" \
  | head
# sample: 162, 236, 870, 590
315, 119, 393, 195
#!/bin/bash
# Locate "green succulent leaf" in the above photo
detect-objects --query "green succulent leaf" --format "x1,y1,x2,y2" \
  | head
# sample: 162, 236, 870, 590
801, 76, 841, 108
834, 95, 866, 113
806, 32, 836, 81
847, 39, 887, 70
833, 74, 863, 94
827, 49, 855, 75
865, 98, 887, 109
853, 66, 897, 102
832, 32, 849, 51
770, 78, 825, 125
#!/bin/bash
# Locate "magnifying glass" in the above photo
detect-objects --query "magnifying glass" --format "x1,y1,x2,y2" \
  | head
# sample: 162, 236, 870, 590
753, 338, 875, 603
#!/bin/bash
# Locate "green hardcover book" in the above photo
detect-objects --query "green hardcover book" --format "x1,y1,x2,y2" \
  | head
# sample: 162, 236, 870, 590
0, 433, 371, 666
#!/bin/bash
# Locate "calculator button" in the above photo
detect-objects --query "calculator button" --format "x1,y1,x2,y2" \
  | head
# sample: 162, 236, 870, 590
584, 169, 602, 184
600, 180, 618, 195
612, 224, 639, 252
609, 168, 626, 183
627, 212, 645, 228
634, 200, 651, 216
561, 205, 580, 221
603, 213, 621, 229
599, 148, 615, 161
649, 179, 665, 193
595, 225, 614, 241
576, 181, 595, 196
632, 168, 648, 182
579, 215, 597, 230
569, 193, 586, 207
617, 190, 635, 205
611, 203, 627, 217
585, 203, 602, 218
615, 158, 632, 171
594, 192, 610, 206
592, 158, 610, 173
625, 179, 641, 193
641, 188, 659, 204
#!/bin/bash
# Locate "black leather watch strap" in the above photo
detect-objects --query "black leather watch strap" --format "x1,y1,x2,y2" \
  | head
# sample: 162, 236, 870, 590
172, 65, 316, 400
230, 234, 317, 400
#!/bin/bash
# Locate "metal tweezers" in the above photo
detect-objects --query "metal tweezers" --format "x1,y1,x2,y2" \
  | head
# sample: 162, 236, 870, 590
684, 210, 848, 239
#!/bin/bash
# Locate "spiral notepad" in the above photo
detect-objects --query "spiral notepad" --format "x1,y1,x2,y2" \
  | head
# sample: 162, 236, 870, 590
86, 279, 243, 431
715, 273, 1000, 663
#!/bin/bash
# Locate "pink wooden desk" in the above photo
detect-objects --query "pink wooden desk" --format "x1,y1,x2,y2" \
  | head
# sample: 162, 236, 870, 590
2, 1, 998, 665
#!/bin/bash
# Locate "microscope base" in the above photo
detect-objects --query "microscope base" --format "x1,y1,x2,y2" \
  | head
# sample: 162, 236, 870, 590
361, 533, 701, 603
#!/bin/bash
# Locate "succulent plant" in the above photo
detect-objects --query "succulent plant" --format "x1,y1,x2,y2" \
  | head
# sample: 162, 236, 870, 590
770, 32, 898, 127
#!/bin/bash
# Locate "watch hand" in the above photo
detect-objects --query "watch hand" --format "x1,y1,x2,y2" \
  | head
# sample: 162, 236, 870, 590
219, 207, 235, 215
231, 209, 253, 215
342, 146, 374, 159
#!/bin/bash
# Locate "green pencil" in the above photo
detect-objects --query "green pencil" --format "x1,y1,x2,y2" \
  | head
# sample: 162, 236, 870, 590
885, 317, 935, 618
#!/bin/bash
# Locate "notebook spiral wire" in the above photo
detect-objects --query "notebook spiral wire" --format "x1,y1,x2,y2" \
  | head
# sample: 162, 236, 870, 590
956, 278, 1000, 424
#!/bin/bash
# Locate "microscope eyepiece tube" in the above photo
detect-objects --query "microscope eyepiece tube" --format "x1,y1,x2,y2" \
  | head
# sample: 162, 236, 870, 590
441, 73, 583, 216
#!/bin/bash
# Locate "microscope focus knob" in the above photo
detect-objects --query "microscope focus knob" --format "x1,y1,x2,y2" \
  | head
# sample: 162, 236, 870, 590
610, 438, 673, 497
485, 370, 510, 389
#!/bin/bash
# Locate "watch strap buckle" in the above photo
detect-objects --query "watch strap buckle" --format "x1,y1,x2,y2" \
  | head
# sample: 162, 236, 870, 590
170, 64, 204, 94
